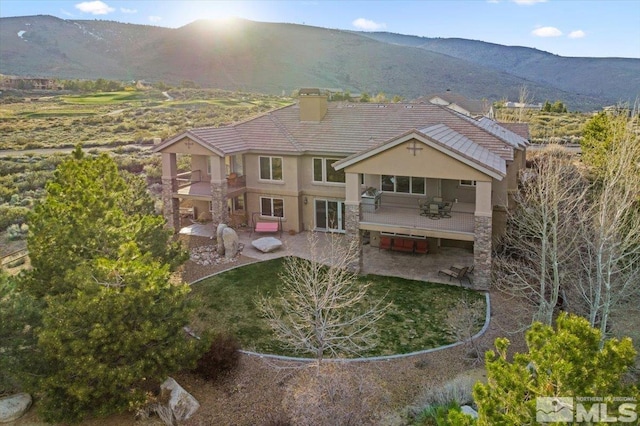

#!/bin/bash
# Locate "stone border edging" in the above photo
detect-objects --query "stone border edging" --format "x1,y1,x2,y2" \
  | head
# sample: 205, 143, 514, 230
189, 260, 491, 363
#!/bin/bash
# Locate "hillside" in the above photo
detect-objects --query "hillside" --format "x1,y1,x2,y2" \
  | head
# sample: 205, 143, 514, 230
1, 15, 638, 110
359, 32, 640, 108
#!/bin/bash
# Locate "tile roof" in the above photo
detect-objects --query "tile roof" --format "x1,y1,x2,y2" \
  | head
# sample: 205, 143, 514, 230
155, 102, 524, 168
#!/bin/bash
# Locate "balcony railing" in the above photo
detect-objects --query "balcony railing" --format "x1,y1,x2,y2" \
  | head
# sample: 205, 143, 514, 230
177, 170, 202, 188
360, 202, 475, 236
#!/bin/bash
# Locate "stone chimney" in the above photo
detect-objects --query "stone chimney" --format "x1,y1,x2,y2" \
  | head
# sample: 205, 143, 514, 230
299, 88, 327, 122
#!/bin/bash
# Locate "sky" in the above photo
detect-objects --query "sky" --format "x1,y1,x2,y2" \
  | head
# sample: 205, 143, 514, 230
1, 0, 639, 58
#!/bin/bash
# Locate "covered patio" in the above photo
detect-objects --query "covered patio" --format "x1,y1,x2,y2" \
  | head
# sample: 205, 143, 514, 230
179, 227, 475, 287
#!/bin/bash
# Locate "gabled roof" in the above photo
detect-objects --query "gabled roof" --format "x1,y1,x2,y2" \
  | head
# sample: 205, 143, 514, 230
153, 102, 522, 164
457, 115, 529, 149
334, 124, 506, 180
417, 92, 491, 116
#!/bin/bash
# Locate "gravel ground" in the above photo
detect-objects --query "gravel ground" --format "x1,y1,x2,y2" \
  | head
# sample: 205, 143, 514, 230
13, 235, 532, 426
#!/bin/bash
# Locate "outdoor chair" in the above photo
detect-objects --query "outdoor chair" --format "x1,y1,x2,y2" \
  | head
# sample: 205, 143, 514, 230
379, 236, 393, 251
431, 196, 443, 204
418, 198, 429, 216
427, 203, 441, 220
439, 202, 452, 218
438, 266, 472, 285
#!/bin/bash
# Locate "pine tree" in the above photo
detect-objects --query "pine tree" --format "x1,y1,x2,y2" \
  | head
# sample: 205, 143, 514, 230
473, 313, 638, 425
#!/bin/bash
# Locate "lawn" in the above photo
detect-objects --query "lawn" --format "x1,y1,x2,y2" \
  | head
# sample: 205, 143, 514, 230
189, 257, 486, 359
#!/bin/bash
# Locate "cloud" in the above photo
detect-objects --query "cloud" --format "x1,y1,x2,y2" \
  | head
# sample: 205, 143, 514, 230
120, 7, 137, 14
352, 18, 386, 31
149, 16, 162, 23
75, 1, 115, 15
568, 30, 586, 39
512, 0, 547, 5
532, 26, 563, 37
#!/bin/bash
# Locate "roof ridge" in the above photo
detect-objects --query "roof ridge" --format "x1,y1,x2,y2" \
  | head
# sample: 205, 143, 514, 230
268, 113, 304, 151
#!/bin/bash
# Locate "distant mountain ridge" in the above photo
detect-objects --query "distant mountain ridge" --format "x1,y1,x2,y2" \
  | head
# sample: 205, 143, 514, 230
1, 15, 638, 110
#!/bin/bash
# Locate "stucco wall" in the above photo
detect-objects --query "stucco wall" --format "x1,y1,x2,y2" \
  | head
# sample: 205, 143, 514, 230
344, 139, 491, 182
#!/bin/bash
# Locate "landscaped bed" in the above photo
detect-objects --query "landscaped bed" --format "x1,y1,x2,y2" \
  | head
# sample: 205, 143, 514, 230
189, 257, 486, 358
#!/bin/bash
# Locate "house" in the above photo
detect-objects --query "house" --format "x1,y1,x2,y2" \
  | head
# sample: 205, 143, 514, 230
502, 101, 543, 111
416, 92, 492, 118
153, 89, 529, 288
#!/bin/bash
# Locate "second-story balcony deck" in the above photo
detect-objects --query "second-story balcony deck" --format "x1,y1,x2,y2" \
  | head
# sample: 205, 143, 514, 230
174, 170, 246, 199
360, 200, 476, 241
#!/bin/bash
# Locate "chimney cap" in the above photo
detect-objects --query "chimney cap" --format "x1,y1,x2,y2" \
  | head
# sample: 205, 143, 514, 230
299, 88, 321, 96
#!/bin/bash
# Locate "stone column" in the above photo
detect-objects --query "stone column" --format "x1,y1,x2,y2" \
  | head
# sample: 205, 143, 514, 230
161, 153, 180, 232
473, 181, 493, 289
210, 180, 229, 227
345, 203, 362, 273
344, 172, 363, 272
209, 155, 229, 227
473, 215, 492, 290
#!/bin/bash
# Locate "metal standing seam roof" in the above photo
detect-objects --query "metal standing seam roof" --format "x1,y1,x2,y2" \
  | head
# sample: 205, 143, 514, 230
154, 102, 519, 163
475, 117, 529, 148
419, 124, 506, 177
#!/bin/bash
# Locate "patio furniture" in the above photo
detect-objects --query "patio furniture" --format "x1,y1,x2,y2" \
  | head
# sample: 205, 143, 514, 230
415, 239, 429, 254
392, 238, 415, 253
438, 266, 472, 285
418, 198, 429, 216
250, 212, 282, 236
379, 236, 393, 250
440, 202, 453, 218
427, 203, 441, 220
431, 196, 443, 204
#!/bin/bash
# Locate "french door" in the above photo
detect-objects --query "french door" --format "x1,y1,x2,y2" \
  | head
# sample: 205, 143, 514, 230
314, 199, 346, 232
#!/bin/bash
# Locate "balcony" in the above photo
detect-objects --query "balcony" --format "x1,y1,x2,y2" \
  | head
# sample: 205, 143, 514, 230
360, 200, 475, 241
174, 170, 246, 199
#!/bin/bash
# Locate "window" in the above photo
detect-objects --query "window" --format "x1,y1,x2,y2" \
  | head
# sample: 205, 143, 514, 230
381, 175, 426, 194
226, 195, 245, 213
260, 197, 284, 218
313, 158, 345, 183
259, 156, 283, 181
460, 180, 477, 187
225, 155, 243, 176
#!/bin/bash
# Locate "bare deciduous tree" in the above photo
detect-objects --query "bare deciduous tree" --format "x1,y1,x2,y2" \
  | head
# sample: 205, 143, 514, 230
574, 111, 640, 338
446, 294, 486, 365
494, 147, 589, 325
517, 85, 533, 123
257, 232, 388, 363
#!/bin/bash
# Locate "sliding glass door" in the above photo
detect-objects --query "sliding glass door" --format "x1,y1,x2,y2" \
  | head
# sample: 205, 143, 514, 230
314, 199, 346, 232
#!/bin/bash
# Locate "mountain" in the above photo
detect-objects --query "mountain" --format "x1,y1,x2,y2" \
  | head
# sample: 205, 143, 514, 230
358, 32, 640, 108
1, 15, 638, 110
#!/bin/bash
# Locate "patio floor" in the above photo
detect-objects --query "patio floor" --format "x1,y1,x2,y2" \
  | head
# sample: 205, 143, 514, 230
182, 225, 475, 287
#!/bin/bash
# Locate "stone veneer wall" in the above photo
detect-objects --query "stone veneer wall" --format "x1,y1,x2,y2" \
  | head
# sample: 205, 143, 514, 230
344, 204, 363, 273
161, 178, 180, 232
210, 181, 229, 227
473, 215, 492, 290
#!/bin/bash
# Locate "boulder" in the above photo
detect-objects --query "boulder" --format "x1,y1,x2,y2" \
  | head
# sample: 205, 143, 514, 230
251, 237, 283, 253
0, 393, 32, 423
216, 223, 227, 255
160, 377, 200, 422
222, 227, 239, 259
460, 405, 478, 419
